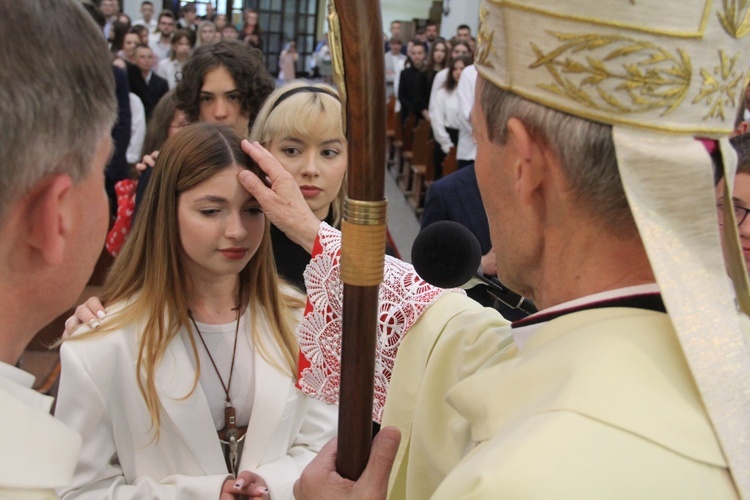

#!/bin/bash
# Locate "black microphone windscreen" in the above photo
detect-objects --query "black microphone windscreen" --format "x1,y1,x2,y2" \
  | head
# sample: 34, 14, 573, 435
411, 221, 482, 288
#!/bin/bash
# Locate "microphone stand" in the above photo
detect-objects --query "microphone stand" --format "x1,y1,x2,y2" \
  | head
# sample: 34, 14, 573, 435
468, 273, 538, 315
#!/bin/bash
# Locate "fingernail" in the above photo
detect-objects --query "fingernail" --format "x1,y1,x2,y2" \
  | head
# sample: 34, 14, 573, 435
255, 486, 269, 495
88, 319, 100, 328
96, 310, 106, 319
234, 478, 245, 490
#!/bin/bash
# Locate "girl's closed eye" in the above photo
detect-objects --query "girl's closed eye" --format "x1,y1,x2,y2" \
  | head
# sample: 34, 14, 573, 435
244, 205, 264, 215
199, 208, 221, 216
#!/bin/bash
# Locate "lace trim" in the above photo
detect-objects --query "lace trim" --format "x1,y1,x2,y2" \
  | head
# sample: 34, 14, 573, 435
296, 223, 454, 422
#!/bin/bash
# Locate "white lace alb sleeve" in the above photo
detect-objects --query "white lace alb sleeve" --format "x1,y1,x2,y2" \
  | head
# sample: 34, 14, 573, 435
296, 223, 457, 423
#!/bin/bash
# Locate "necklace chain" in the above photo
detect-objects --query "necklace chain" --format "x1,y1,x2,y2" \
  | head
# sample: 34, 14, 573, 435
188, 288, 246, 475
188, 288, 242, 406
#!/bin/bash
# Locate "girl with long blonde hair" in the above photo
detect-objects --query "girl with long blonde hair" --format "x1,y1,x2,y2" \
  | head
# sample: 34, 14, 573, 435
55, 123, 337, 499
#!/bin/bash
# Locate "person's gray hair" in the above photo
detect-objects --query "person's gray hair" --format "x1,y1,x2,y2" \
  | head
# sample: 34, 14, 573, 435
0, 0, 117, 221
480, 82, 635, 232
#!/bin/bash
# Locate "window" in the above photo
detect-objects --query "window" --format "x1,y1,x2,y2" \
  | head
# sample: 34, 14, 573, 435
167, 0, 319, 76
250, 0, 319, 76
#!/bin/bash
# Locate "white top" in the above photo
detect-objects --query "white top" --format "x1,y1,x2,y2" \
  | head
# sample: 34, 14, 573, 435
429, 87, 462, 154
0, 361, 81, 493
156, 57, 183, 90
126, 93, 146, 164
385, 52, 406, 85
181, 309, 255, 430
392, 57, 406, 113
55, 295, 337, 499
456, 64, 477, 161
0, 361, 48, 410
133, 18, 157, 33
148, 33, 171, 66
429, 67, 449, 107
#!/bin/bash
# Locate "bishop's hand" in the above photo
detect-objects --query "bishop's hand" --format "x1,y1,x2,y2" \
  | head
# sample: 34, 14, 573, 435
239, 140, 321, 254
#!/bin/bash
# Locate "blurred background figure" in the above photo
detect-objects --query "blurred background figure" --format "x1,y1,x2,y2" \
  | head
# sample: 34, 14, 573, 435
385, 37, 406, 99
213, 14, 227, 34
130, 24, 149, 45
196, 20, 217, 48
177, 2, 198, 32
398, 39, 428, 123
149, 10, 175, 64
156, 29, 193, 90
278, 41, 298, 85
240, 8, 262, 49
429, 55, 471, 178
202, 2, 216, 22
222, 24, 239, 41
133, 0, 156, 32
100, 0, 117, 39
313, 37, 333, 84
128, 44, 168, 120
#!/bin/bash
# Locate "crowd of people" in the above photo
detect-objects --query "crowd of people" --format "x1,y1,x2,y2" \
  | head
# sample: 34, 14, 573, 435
386, 21, 483, 193
100, 0, 480, 208
2, 0, 750, 499
89, 1, 327, 222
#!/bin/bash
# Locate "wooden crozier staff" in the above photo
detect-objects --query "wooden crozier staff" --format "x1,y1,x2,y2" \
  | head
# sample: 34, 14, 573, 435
328, 0, 387, 481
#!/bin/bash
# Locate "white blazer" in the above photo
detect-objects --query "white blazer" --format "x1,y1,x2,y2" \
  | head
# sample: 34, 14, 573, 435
0, 363, 81, 499
54, 305, 338, 500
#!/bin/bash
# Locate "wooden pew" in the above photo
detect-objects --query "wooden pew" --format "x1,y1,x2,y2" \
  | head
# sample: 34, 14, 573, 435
397, 114, 417, 192
408, 119, 436, 215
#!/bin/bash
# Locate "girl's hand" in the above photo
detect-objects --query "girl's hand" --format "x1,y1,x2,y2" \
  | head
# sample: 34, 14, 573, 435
135, 150, 159, 173
220, 471, 270, 499
62, 297, 106, 338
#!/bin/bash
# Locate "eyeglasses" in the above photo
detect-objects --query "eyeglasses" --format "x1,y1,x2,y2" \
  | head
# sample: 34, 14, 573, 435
716, 204, 750, 226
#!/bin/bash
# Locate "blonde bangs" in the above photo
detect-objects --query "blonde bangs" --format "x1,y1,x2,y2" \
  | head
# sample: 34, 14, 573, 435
261, 91, 345, 146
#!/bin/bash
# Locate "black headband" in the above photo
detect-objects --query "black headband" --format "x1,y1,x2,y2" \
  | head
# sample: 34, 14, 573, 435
269, 86, 340, 113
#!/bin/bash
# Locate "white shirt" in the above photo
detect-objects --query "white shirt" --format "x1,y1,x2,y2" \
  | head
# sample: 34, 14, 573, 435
133, 18, 157, 33
392, 57, 406, 113
429, 67, 449, 107
456, 64, 477, 161
181, 309, 256, 430
0, 360, 48, 410
126, 93, 146, 164
0, 360, 81, 493
156, 57, 183, 90
385, 52, 406, 85
149, 33, 171, 65
429, 87, 462, 153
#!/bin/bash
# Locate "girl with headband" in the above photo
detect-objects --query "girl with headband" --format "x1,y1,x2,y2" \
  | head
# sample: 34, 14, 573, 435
249, 80, 348, 290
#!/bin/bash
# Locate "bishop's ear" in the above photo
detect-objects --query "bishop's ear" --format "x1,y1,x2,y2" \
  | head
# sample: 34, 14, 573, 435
505, 117, 546, 198
23, 173, 75, 267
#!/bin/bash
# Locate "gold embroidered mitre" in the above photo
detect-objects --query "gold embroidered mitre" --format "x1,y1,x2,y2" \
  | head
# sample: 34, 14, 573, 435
476, 1, 750, 496
476, 0, 750, 135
